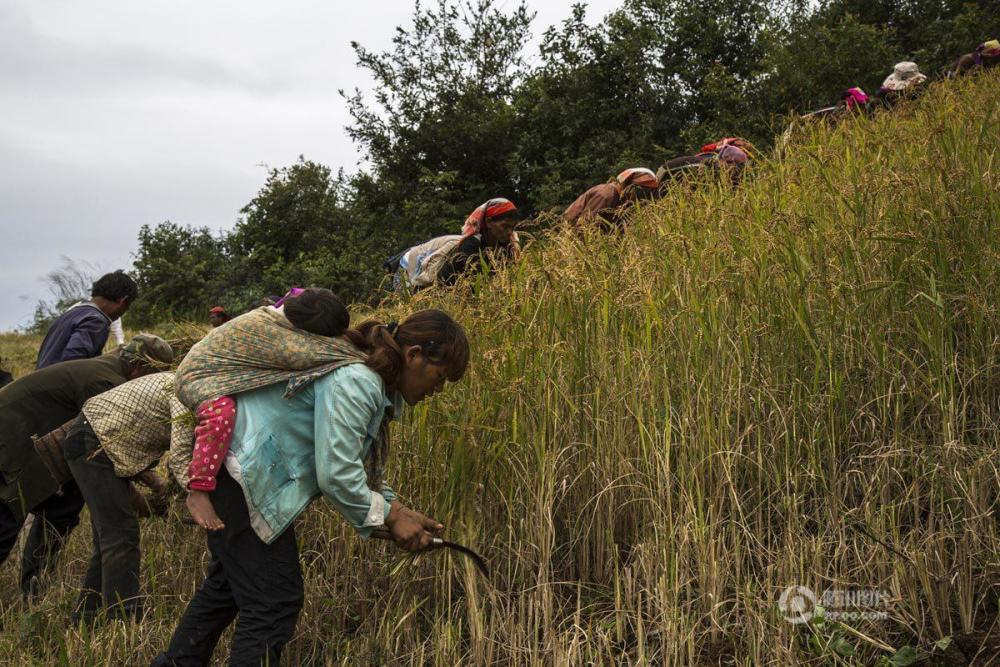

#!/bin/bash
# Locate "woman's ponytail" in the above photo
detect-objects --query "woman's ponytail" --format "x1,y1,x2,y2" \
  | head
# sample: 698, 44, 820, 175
344, 309, 469, 387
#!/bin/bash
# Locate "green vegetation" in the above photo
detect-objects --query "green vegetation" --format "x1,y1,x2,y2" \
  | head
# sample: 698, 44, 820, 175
3, 69, 999, 664
89, 0, 997, 327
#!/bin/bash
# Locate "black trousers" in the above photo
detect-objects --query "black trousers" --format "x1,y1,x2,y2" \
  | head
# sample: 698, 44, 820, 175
152, 469, 304, 667
66, 430, 143, 622
0, 479, 85, 599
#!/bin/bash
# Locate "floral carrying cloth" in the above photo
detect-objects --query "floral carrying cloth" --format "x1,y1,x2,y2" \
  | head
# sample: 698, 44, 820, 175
175, 306, 368, 409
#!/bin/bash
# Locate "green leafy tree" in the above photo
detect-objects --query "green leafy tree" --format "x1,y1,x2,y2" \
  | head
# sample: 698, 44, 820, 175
129, 222, 226, 325
820, 0, 1000, 74
509, 4, 684, 211
648, 0, 781, 147
343, 0, 534, 238
225, 158, 387, 307
762, 12, 896, 113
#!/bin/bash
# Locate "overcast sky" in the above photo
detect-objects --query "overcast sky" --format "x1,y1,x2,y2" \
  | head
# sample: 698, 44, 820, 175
0, 0, 621, 332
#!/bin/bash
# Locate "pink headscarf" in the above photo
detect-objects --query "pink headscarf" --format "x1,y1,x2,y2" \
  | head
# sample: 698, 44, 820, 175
461, 198, 518, 237
273, 287, 304, 308
700, 137, 752, 154
842, 87, 869, 109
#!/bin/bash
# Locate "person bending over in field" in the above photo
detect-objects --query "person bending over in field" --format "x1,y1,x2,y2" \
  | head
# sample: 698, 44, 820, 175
876, 61, 927, 107
36, 270, 138, 369
207, 306, 230, 328
793, 85, 871, 127
837, 86, 871, 114
563, 168, 659, 230
952, 39, 1000, 77
61, 370, 194, 622
656, 140, 750, 189
386, 198, 520, 290
153, 309, 468, 667
460, 197, 522, 259
0, 335, 172, 599
179, 288, 352, 531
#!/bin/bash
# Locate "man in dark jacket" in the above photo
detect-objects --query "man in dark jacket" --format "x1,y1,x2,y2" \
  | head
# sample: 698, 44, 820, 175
35, 270, 138, 369
0, 334, 172, 598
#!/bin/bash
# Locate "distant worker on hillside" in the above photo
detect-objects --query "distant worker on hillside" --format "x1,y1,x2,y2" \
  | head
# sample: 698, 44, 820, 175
563, 168, 659, 229
36, 270, 138, 369
208, 306, 231, 328
952, 39, 1000, 77
838, 87, 870, 112
876, 61, 927, 106
783, 86, 872, 149
657, 140, 750, 187
797, 86, 871, 123
699, 137, 753, 155
0, 334, 172, 599
461, 199, 522, 259
387, 198, 520, 290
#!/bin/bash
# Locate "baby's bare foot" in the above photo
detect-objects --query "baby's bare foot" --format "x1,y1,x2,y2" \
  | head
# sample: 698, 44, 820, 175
186, 490, 225, 530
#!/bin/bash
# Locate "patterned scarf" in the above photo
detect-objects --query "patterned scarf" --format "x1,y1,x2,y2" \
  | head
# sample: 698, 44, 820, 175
461, 198, 518, 236
176, 307, 394, 491
616, 167, 659, 189
175, 306, 369, 407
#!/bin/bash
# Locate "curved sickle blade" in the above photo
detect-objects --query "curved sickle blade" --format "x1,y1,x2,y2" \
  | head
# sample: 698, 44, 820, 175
371, 529, 490, 579
431, 538, 490, 579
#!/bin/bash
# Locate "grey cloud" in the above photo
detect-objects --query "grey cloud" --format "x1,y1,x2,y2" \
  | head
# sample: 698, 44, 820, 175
0, 5, 283, 94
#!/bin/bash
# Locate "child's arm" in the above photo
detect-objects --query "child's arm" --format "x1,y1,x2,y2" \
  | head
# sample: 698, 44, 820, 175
174, 395, 228, 530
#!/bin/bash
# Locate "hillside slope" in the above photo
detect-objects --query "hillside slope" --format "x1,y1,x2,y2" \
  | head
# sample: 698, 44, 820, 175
380, 70, 1000, 665
2, 72, 999, 665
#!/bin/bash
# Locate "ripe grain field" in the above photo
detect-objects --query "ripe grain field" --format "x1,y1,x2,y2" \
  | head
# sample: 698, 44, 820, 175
2, 72, 999, 665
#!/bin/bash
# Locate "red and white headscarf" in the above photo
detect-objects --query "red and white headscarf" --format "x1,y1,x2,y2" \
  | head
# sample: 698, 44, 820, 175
461, 197, 518, 236
616, 168, 659, 189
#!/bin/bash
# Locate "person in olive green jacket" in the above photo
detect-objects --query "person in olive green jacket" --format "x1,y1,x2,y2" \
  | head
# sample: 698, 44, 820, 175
0, 334, 172, 599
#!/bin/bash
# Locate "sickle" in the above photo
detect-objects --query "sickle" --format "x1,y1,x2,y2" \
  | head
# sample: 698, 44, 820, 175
801, 106, 838, 119
371, 527, 490, 579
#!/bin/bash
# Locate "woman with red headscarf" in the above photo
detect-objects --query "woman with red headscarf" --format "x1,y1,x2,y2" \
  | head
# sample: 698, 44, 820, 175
389, 198, 520, 290
657, 139, 752, 187
563, 168, 659, 229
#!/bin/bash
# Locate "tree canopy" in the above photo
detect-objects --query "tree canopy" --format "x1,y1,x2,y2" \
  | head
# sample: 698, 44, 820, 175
117, 0, 999, 326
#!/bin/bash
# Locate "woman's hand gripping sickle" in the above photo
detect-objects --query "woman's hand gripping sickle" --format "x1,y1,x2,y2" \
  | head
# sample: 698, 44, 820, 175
385, 500, 444, 551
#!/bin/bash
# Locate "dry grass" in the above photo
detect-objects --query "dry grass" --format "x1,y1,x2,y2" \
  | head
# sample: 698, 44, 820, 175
2, 71, 1000, 665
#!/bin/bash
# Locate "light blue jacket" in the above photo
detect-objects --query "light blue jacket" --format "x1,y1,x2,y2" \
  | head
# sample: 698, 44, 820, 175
224, 363, 403, 544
